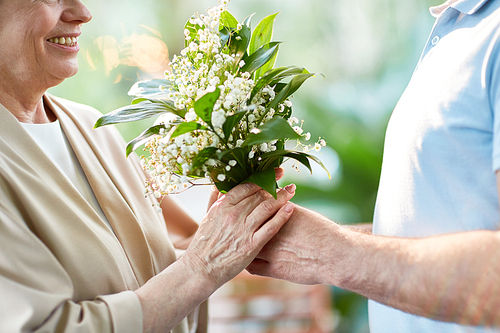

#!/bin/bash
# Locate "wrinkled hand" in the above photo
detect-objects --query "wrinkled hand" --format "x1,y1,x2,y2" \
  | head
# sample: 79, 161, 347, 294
180, 182, 296, 289
247, 205, 340, 285
206, 167, 286, 210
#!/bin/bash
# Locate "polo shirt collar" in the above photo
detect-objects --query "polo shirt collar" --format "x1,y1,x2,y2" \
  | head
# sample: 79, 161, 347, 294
430, 0, 491, 17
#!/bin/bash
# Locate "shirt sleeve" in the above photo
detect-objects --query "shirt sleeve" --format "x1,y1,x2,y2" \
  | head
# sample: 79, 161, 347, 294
0, 205, 143, 333
487, 28, 500, 172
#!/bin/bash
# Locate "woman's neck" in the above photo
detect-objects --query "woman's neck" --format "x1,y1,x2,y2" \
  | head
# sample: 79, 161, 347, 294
0, 92, 57, 124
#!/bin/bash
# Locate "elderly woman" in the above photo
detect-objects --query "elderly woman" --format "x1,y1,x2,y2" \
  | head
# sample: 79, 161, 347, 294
0, 1, 296, 332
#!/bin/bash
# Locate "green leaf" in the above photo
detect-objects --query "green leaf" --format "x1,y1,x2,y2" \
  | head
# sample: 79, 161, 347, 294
256, 50, 278, 80
191, 147, 217, 173
194, 88, 220, 125
131, 98, 147, 105
242, 116, 301, 147
269, 73, 315, 109
250, 12, 279, 79
217, 147, 251, 175
242, 167, 278, 199
263, 150, 312, 173
171, 121, 209, 139
223, 150, 252, 183
127, 79, 172, 98
242, 13, 254, 28
220, 26, 231, 48
249, 66, 307, 103
94, 99, 184, 128
125, 124, 165, 157
241, 41, 281, 74
274, 82, 287, 94
260, 150, 331, 178
222, 111, 246, 140
228, 22, 251, 69
184, 16, 203, 47
300, 152, 331, 178
269, 67, 310, 86
249, 12, 278, 55
220, 10, 239, 29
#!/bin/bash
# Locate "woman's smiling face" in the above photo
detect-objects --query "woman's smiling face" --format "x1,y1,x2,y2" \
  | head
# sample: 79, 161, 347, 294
0, 0, 92, 90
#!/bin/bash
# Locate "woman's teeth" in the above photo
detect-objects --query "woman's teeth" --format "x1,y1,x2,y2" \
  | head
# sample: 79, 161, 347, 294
48, 37, 78, 47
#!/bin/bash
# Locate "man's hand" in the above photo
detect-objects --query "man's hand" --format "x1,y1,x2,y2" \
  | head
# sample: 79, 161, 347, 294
247, 205, 341, 285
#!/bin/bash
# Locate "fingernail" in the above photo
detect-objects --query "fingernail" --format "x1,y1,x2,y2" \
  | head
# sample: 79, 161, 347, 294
285, 202, 294, 213
284, 183, 296, 194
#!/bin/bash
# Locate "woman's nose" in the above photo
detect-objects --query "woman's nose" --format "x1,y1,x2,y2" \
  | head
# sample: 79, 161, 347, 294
61, 0, 92, 24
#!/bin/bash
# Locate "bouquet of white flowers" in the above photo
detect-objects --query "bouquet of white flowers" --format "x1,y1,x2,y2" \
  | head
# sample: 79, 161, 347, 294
95, 0, 329, 199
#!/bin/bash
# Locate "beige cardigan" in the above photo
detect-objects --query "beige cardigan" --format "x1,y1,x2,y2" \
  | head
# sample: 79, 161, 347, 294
0, 95, 201, 332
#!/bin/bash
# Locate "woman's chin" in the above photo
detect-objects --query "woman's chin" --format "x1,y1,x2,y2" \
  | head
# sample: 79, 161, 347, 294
46, 65, 79, 87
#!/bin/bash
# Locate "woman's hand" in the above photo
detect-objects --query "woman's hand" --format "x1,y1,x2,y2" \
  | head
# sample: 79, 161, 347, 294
180, 181, 296, 289
136, 182, 295, 332
206, 167, 286, 211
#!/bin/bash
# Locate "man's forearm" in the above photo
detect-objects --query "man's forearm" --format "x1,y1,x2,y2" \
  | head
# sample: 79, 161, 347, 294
329, 228, 500, 326
343, 223, 373, 235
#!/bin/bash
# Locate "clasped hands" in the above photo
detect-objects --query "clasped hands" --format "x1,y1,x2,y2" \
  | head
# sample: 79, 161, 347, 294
178, 170, 296, 289
179, 168, 338, 289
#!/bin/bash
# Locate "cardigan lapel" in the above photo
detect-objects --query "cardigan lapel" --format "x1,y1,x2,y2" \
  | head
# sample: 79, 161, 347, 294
44, 95, 156, 285
0, 100, 143, 289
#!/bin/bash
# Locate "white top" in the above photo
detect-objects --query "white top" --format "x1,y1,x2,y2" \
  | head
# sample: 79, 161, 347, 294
21, 120, 112, 232
370, 0, 500, 331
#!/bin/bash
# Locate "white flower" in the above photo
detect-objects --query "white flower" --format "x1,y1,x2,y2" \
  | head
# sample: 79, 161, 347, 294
319, 139, 327, 147
234, 77, 244, 86
209, 76, 220, 86
304, 132, 311, 141
314, 143, 322, 151
293, 126, 303, 135
206, 159, 217, 166
185, 109, 197, 122
212, 110, 226, 128
262, 87, 275, 99
136, 0, 323, 201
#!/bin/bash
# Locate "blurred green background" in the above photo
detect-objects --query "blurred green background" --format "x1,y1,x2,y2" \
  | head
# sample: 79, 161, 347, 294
49, 0, 441, 331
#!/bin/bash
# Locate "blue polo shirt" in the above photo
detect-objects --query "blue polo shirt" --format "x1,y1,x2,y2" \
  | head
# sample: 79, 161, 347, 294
371, 0, 500, 331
